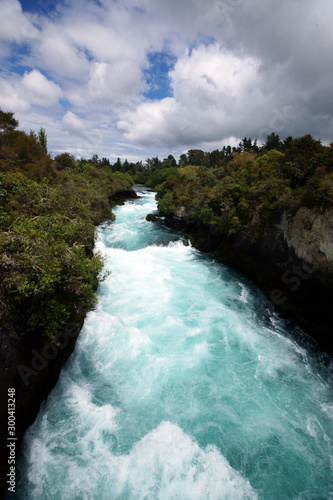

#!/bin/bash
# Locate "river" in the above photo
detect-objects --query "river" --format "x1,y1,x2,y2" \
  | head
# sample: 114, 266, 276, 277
14, 187, 333, 499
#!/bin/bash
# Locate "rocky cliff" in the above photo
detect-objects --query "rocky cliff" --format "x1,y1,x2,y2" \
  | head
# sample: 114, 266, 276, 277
278, 207, 333, 273
163, 205, 333, 355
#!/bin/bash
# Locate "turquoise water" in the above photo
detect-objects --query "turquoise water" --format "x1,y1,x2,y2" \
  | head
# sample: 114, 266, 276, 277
15, 188, 333, 499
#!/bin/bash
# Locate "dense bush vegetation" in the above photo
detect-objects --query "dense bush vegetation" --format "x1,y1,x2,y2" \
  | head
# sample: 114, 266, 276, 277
0, 110, 133, 339
147, 136, 333, 236
109, 136, 333, 225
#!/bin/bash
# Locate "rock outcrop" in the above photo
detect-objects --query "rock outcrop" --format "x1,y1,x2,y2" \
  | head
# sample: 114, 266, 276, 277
109, 189, 139, 205
278, 207, 333, 272
146, 213, 163, 222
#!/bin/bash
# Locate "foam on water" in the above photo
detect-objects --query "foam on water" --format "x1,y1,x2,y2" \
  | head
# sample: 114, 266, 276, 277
15, 189, 333, 499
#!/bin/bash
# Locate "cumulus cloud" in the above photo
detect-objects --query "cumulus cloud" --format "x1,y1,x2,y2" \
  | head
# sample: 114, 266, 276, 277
0, 75, 30, 112
0, 70, 63, 112
22, 70, 63, 106
118, 44, 282, 147
88, 61, 144, 108
0, 0, 37, 43
116, 0, 333, 151
35, 24, 90, 80
62, 111, 86, 137
0, 0, 332, 160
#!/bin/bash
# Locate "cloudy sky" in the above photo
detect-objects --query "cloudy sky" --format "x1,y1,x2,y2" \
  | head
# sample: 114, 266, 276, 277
0, 0, 332, 162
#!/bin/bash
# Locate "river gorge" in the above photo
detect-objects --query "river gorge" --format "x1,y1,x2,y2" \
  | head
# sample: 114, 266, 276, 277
13, 187, 333, 499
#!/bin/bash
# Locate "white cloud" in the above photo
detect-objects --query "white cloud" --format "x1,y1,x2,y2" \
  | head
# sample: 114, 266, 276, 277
118, 44, 276, 147
0, 0, 38, 43
35, 23, 90, 80
0, 70, 62, 112
172, 44, 260, 106
0, 75, 30, 112
88, 60, 145, 108
61, 0, 171, 62
62, 111, 86, 137
22, 70, 63, 107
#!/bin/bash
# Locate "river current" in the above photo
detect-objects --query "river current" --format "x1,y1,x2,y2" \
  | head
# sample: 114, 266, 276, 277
15, 188, 333, 499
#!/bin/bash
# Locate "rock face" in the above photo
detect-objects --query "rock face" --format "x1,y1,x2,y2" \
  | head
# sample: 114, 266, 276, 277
164, 205, 333, 355
279, 207, 333, 272
173, 206, 191, 227
0, 317, 84, 499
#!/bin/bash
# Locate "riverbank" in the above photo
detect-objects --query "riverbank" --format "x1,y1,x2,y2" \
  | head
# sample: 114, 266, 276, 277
0, 188, 138, 499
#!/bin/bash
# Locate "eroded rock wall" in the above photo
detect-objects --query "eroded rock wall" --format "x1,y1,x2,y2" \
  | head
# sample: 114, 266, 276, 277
279, 207, 333, 272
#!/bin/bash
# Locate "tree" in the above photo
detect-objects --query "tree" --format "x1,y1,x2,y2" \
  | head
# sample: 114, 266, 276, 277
284, 135, 322, 164
252, 138, 259, 153
100, 157, 111, 168
282, 136, 293, 151
239, 137, 252, 152
145, 157, 160, 171
280, 135, 323, 187
90, 154, 99, 166
187, 149, 206, 166
163, 154, 177, 167
0, 109, 18, 133
178, 154, 187, 166
38, 127, 47, 152
263, 133, 283, 152
209, 149, 221, 168
113, 157, 122, 171
122, 159, 130, 171
238, 137, 259, 153
54, 153, 77, 170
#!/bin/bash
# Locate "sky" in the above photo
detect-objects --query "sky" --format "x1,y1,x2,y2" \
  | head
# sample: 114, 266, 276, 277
0, 0, 332, 163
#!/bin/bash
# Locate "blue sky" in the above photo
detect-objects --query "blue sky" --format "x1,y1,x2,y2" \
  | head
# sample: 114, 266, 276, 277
20, 0, 51, 13
0, 0, 332, 162
143, 52, 176, 101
